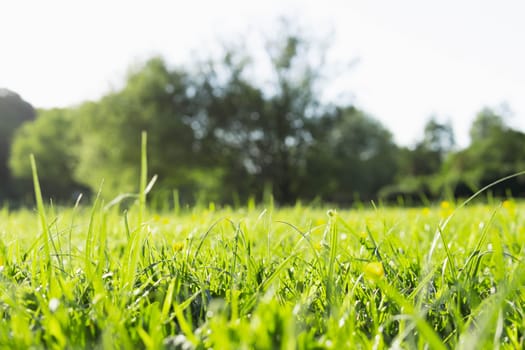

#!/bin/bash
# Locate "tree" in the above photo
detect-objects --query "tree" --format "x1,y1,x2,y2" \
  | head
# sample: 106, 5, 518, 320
195, 23, 334, 203
422, 118, 455, 156
380, 118, 455, 202
9, 108, 86, 201
469, 107, 506, 143
443, 107, 525, 196
74, 57, 220, 201
409, 118, 455, 176
0, 89, 35, 200
6, 23, 411, 205
305, 107, 399, 202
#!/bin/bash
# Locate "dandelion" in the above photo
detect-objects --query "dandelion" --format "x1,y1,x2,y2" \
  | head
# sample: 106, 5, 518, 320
440, 201, 450, 209
173, 242, 185, 252
502, 200, 516, 218
422, 207, 430, 216
440, 201, 453, 216
364, 261, 385, 281
502, 200, 515, 210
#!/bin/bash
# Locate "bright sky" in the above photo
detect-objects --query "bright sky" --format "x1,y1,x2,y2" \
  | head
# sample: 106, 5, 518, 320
2, 0, 524, 147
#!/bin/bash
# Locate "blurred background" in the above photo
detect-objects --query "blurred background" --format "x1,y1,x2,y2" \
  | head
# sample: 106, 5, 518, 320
1, 0, 525, 206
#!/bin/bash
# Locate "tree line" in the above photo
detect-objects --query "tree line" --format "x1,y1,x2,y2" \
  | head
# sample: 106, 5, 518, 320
2, 31, 525, 207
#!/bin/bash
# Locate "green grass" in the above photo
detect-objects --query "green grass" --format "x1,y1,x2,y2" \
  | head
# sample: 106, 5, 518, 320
1, 197, 525, 349
1, 138, 524, 349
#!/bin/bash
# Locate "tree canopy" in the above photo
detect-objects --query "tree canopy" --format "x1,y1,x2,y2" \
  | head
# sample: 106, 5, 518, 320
0, 89, 35, 200
3, 31, 525, 206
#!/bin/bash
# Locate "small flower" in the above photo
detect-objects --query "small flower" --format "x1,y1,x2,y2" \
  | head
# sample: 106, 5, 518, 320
364, 261, 385, 280
164, 334, 193, 350
173, 242, 185, 252
440, 201, 453, 216
49, 298, 60, 313
502, 200, 516, 217
422, 207, 430, 216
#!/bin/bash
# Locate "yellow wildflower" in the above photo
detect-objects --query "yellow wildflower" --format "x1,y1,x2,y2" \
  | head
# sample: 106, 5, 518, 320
440, 201, 450, 209
422, 207, 430, 216
440, 201, 453, 216
364, 261, 385, 280
173, 242, 185, 252
502, 200, 516, 217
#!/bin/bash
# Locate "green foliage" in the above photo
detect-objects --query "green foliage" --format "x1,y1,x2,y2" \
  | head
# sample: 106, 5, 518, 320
7, 24, 394, 206
444, 127, 525, 196
0, 89, 35, 200
422, 117, 455, 155
305, 107, 398, 202
437, 108, 525, 197
3, 29, 525, 205
1, 190, 525, 348
196, 23, 335, 204
73, 58, 206, 198
9, 108, 83, 200
469, 107, 506, 143
398, 118, 455, 179
383, 110, 525, 203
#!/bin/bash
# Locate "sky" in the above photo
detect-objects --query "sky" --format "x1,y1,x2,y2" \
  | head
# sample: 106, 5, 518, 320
1, 0, 524, 147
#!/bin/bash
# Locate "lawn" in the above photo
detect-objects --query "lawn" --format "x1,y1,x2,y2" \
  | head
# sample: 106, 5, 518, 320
1, 196, 524, 349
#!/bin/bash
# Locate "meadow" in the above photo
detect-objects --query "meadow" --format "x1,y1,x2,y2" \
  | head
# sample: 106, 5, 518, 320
1, 190, 525, 349
1, 144, 525, 349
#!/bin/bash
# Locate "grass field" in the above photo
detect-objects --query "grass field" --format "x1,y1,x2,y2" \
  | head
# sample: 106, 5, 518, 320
1, 140, 524, 349
1, 195, 524, 349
